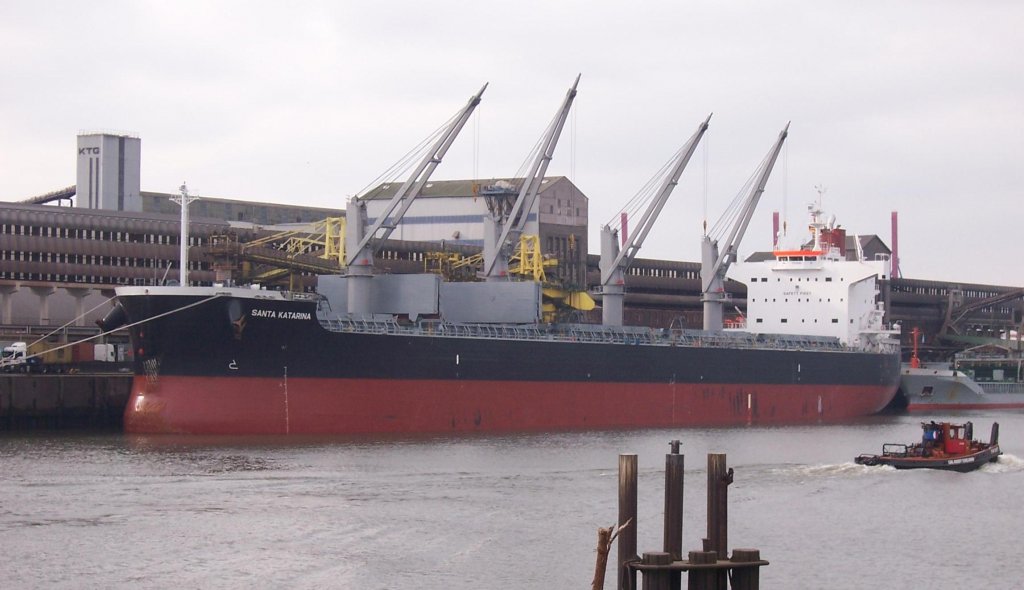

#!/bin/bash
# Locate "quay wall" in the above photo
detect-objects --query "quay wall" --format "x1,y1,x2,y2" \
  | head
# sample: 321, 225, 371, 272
0, 374, 131, 431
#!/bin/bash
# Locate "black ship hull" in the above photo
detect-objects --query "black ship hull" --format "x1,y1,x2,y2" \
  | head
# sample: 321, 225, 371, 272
114, 287, 901, 435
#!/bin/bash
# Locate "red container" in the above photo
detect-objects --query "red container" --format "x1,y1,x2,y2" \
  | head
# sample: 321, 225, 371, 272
71, 342, 95, 363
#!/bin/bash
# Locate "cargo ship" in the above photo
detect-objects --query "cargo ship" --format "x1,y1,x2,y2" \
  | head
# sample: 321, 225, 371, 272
107, 202, 901, 435
901, 343, 1024, 411
103, 86, 899, 435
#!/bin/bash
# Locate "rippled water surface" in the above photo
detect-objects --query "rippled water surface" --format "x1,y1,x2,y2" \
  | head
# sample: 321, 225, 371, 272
2, 410, 1023, 589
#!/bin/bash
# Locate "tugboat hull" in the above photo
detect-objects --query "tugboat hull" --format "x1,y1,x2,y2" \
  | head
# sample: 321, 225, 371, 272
855, 444, 1001, 472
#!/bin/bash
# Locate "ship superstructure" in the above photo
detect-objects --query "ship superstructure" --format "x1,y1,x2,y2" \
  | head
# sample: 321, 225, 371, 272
733, 200, 897, 352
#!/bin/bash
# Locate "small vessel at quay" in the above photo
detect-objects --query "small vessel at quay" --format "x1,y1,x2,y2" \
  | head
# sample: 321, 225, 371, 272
855, 421, 1001, 472
901, 341, 1024, 411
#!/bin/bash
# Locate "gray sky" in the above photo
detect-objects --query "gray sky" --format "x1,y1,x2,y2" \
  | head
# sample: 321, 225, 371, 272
2, 1, 1021, 286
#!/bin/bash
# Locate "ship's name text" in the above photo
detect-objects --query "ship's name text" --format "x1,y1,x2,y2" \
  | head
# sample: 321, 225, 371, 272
250, 309, 311, 320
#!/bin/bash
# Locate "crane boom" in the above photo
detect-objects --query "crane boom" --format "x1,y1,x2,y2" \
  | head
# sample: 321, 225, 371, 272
701, 123, 789, 331
597, 114, 711, 326
346, 83, 487, 266
481, 75, 580, 279
345, 84, 486, 315
600, 114, 711, 286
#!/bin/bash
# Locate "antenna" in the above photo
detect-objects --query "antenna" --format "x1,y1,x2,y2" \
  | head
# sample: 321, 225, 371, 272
814, 184, 827, 207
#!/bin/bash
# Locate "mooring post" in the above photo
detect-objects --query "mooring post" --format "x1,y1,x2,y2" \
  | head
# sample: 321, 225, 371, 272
706, 453, 732, 590
686, 550, 717, 590
618, 453, 638, 590
640, 551, 671, 590
729, 549, 762, 590
663, 440, 684, 590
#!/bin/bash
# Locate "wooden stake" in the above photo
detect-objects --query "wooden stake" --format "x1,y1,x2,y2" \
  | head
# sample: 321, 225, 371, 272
592, 519, 632, 590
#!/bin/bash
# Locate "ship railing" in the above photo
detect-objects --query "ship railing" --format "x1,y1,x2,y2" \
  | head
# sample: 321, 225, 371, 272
976, 383, 1023, 394
321, 315, 403, 335
316, 313, 864, 353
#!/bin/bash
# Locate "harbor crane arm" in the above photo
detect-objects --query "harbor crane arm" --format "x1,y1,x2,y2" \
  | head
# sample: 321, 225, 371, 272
346, 83, 487, 266
701, 123, 789, 330
600, 114, 712, 286
705, 123, 789, 284
481, 75, 580, 278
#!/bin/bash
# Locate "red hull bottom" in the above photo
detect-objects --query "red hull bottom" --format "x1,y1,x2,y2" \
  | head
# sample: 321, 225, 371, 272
124, 376, 898, 435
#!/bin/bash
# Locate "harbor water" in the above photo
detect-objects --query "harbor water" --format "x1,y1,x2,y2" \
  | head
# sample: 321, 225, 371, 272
2, 409, 1023, 589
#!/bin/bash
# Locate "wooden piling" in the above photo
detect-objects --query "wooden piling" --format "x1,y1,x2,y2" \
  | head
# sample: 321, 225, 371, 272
706, 453, 733, 590
706, 454, 731, 558
618, 453, 638, 590
663, 441, 684, 590
686, 550, 717, 590
640, 552, 672, 590
616, 450, 765, 590
729, 549, 762, 590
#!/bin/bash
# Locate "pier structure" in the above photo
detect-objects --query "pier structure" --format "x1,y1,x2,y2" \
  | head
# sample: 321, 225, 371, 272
600, 445, 767, 590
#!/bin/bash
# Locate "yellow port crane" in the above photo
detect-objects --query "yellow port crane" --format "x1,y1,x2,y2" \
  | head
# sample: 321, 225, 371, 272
205, 217, 347, 288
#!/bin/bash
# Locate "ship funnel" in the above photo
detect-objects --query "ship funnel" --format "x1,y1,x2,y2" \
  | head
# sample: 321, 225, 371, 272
990, 422, 1000, 446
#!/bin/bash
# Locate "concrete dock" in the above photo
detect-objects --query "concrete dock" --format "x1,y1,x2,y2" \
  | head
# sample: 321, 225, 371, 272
0, 374, 131, 431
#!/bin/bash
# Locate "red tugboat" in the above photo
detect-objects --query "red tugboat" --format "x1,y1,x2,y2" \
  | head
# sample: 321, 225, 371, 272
855, 421, 1002, 472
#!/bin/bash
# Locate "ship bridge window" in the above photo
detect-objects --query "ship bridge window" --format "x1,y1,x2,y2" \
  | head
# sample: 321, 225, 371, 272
832, 319, 839, 323
825, 277, 832, 282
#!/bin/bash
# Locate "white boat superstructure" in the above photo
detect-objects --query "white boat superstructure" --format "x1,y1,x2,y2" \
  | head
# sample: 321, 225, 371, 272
732, 201, 899, 353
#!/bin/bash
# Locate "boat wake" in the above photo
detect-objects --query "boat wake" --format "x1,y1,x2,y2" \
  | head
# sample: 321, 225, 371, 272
766, 462, 894, 480
773, 457, 1022, 478
981, 453, 1024, 473
803, 462, 895, 476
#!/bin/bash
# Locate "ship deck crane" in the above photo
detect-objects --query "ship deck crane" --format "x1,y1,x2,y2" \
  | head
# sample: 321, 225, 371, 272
480, 75, 579, 280
701, 123, 789, 331
345, 84, 487, 314
598, 114, 712, 326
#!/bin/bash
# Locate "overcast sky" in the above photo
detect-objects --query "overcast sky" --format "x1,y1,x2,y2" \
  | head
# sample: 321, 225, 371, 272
2, 1, 1021, 287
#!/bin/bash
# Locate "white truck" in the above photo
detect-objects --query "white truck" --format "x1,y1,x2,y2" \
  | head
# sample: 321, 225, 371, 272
1, 341, 28, 372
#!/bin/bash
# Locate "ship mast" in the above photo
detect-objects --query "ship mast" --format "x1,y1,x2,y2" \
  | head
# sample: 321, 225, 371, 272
599, 114, 711, 326
480, 75, 580, 280
701, 123, 789, 331
171, 183, 198, 286
345, 84, 487, 315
